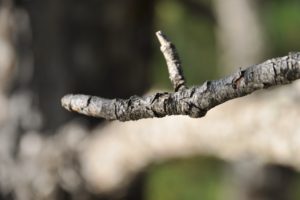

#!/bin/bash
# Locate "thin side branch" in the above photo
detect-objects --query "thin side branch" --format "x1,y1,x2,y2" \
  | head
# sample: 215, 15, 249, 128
156, 30, 186, 91
61, 47, 300, 121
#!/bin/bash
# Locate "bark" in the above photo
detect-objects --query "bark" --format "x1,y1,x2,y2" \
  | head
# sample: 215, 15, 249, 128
79, 82, 300, 192
212, 1, 294, 200
62, 43, 300, 121
156, 31, 186, 91
2, 1, 299, 199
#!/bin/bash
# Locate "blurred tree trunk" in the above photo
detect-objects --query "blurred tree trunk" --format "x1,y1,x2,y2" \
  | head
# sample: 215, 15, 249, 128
23, 0, 155, 130
213, 0, 266, 74
0, 0, 155, 199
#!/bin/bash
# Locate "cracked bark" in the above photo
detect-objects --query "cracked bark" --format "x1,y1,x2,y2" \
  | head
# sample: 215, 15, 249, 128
61, 31, 300, 121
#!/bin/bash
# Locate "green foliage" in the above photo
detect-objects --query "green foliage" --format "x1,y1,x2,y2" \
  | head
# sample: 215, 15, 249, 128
151, 0, 217, 88
263, 0, 300, 55
145, 157, 226, 200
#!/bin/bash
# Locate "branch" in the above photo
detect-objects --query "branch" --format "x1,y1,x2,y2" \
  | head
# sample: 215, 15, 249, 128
61, 31, 300, 121
156, 30, 186, 91
81, 87, 300, 192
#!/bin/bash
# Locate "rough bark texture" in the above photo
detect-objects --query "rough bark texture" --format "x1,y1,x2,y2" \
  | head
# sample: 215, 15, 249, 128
3, 1, 299, 199
80, 82, 300, 192
156, 30, 186, 91
62, 51, 300, 121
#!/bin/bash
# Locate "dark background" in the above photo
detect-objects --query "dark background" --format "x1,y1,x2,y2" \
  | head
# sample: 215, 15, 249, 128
0, 0, 300, 199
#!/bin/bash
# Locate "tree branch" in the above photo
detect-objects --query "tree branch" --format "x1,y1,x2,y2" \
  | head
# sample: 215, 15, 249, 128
61, 31, 300, 121
156, 30, 186, 91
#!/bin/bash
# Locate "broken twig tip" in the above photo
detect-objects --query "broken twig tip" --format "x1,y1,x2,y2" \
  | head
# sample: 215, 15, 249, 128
155, 30, 163, 36
155, 30, 187, 91
61, 94, 73, 111
155, 30, 168, 45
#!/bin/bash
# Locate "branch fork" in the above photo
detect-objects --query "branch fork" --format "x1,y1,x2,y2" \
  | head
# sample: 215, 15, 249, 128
61, 31, 300, 121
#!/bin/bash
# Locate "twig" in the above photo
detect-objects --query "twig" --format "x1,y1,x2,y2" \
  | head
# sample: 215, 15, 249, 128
61, 31, 300, 121
156, 30, 186, 91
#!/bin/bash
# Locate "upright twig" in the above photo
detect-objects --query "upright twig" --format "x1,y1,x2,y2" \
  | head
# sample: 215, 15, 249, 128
61, 31, 300, 121
156, 30, 186, 91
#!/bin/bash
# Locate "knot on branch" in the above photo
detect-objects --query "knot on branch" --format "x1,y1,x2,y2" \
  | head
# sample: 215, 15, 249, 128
61, 31, 300, 121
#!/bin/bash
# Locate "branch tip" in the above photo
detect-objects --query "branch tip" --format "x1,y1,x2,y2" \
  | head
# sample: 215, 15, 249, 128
155, 30, 187, 91
155, 30, 169, 45
61, 94, 72, 111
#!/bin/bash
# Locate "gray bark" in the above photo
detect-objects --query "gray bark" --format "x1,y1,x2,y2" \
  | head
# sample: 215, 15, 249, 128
156, 31, 186, 91
62, 46, 300, 121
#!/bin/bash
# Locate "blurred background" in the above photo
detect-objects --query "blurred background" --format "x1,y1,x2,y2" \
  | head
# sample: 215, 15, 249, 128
0, 0, 300, 199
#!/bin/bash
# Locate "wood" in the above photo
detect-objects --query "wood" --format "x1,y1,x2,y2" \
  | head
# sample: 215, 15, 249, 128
61, 31, 300, 121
